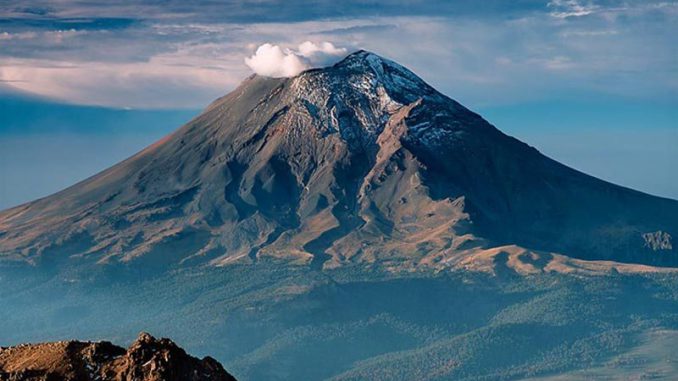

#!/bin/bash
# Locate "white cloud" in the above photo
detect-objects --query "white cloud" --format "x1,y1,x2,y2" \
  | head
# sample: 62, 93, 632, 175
297, 41, 348, 65
244, 43, 309, 78
244, 41, 348, 77
0, 31, 38, 40
0, 56, 244, 109
548, 0, 598, 18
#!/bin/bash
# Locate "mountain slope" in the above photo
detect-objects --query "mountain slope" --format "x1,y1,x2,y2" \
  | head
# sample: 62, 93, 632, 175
1, 264, 677, 381
0, 50, 676, 271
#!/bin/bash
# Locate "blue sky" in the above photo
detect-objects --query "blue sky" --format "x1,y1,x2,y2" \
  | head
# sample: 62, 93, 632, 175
0, 0, 676, 209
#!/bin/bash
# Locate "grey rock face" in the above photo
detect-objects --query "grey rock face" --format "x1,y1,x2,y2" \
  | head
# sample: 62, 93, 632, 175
0, 50, 676, 270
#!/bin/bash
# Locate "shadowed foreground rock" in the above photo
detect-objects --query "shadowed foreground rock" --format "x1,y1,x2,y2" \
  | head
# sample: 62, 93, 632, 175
0, 332, 237, 381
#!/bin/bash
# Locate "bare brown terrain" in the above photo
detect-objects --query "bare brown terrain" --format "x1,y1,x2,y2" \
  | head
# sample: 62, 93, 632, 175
0, 333, 236, 381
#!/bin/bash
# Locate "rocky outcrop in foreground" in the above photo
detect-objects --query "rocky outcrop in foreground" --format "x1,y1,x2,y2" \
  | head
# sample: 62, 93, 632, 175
0, 332, 236, 381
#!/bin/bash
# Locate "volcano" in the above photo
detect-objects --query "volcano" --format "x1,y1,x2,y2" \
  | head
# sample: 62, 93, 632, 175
0, 50, 676, 272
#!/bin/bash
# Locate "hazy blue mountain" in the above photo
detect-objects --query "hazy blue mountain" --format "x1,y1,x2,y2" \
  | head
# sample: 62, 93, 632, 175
0, 91, 197, 209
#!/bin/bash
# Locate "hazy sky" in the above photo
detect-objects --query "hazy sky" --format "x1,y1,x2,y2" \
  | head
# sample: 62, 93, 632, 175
0, 0, 676, 209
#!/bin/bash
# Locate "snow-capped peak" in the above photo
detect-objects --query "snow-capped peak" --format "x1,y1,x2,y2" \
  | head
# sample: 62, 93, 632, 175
330, 50, 435, 103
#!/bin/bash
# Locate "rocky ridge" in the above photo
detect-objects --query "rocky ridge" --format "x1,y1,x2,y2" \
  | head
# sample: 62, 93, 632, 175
0, 332, 236, 381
